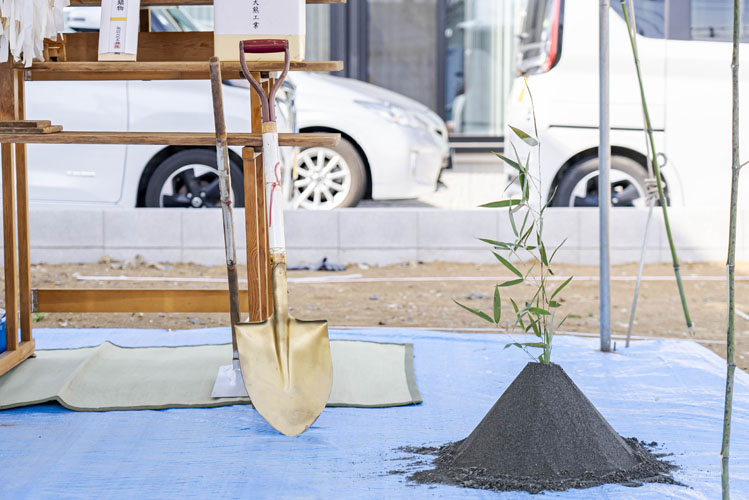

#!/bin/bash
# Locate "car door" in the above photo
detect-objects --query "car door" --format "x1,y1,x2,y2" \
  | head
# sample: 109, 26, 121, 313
664, 0, 749, 207
25, 80, 128, 204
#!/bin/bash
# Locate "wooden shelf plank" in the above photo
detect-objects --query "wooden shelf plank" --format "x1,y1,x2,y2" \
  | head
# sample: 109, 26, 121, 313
23, 60, 342, 80
70, 0, 345, 5
34, 289, 247, 313
0, 131, 340, 147
0, 340, 35, 377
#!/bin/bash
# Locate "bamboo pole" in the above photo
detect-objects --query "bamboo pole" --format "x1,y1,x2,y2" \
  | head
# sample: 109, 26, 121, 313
620, 0, 694, 334
721, 1, 741, 497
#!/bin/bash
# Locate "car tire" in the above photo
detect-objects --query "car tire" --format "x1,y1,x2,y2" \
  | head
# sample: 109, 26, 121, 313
294, 138, 367, 209
144, 149, 244, 208
551, 155, 649, 207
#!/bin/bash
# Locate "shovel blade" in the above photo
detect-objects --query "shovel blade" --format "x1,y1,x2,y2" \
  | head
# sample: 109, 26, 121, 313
211, 363, 249, 398
236, 315, 332, 436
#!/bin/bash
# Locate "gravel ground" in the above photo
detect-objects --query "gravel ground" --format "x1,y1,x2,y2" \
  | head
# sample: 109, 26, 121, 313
3, 258, 747, 371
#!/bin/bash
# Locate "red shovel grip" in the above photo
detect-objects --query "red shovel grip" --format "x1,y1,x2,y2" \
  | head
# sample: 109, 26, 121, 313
241, 39, 289, 54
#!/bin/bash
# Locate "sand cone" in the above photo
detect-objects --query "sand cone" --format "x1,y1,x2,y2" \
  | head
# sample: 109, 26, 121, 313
452, 362, 639, 477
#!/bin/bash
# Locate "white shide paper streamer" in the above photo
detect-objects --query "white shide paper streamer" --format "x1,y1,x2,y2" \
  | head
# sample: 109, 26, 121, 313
0, 0, 69, 67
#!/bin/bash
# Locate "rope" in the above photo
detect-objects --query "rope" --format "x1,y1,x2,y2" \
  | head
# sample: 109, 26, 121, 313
268, 161, 281, 227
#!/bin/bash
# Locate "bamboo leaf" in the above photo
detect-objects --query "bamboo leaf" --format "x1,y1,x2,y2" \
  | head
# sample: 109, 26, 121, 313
508, 125, 539, 146
550, 276, 574, 301
495, 153, 521, 171
510, 298, 527, 330
519, 225, 534, 245
478, 238, 513, 251
549, 237, 568, 263
493, 286, 501, 323
498, 278, 524, 287
549, 300, 561, 308
529, 307, 551, 316
519, 209, 530, 237
504, 342, 547, 350
508, 209, 519, 237
541, 186, 558, 215
453, 299, 495, 324
529, 319, 542, 337
492, 252, 523, 278
521, 342, 548, 348
537, 232, 548, 266
480, 199, 523, 208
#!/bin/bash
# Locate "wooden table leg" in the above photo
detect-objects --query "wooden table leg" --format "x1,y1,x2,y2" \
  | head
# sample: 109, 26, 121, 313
243, 147, 272, 322
255, 150, 272, 319
0, 61, 19, 352
1, 142, 18, 351
15, 70, 31, 343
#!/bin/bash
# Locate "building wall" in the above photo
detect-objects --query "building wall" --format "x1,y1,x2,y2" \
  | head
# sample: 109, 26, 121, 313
367, 0, 439, 110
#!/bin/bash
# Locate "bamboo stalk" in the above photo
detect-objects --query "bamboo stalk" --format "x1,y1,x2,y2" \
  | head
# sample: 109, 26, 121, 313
620, 1, 694, 334
722, 1, 741, 497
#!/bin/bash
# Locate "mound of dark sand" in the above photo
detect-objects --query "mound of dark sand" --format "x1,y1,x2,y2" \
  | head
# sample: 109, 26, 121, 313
405, 362, 678, 493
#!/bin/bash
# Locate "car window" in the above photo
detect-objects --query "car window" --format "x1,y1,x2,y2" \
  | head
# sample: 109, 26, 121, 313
610, 0, 665, 39
689, 0, 749, 42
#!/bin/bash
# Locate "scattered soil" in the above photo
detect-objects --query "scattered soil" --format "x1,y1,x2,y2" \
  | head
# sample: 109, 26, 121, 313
2, 258, 747, 370
400, 363, 679, 494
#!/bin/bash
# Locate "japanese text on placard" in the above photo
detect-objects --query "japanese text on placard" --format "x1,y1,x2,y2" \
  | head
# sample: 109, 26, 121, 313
252, 0, 260, 29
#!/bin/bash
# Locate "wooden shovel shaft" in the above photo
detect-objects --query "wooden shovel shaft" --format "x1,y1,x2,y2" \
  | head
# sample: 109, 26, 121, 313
210, 57, 241, 357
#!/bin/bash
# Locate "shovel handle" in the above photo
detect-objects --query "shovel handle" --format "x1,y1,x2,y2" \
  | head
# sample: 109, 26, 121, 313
241, 39, 288, 54
239, 39, 291, 123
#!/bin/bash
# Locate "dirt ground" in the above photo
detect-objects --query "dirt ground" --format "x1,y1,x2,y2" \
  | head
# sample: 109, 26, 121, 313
2, 259, 748, 371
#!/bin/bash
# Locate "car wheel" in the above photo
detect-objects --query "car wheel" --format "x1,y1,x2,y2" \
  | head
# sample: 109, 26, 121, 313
293, 138, 367, 209
552, 156, 649, 207
144, 149, 244, 208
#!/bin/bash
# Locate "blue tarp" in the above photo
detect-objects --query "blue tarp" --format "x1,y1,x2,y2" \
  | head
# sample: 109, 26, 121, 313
0, 327, 747, 499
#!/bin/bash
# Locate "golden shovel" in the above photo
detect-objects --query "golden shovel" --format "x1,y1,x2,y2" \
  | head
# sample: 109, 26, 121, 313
235, 39, 333, 437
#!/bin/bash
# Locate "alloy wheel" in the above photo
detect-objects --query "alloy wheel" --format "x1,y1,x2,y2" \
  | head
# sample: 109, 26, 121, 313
568, 170, 647, 207
293, 147, 352, 210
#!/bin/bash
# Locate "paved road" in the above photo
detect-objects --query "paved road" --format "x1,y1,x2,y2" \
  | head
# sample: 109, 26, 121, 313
359, 153, 508, 209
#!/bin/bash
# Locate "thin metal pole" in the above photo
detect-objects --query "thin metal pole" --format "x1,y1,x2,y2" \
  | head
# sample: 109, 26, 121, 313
625, 0, 655, 348
599, 0, 612, 352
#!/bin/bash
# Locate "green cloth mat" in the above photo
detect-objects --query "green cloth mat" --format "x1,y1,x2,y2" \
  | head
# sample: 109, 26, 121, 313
0, 341, 421, 411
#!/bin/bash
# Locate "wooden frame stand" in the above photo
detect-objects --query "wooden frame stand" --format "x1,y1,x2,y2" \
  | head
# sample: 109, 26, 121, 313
0, 0, 343, 377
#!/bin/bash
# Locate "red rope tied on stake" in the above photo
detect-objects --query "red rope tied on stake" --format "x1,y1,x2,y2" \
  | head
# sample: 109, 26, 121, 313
268, 161, 281, 227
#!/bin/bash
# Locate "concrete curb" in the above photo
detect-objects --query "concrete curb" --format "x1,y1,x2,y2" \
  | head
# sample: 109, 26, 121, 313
5, 207, 744, 266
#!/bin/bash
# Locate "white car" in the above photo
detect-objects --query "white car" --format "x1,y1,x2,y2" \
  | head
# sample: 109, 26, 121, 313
24, 7, 448, 210
506, 0, 749, 208
287, 72, 449, 208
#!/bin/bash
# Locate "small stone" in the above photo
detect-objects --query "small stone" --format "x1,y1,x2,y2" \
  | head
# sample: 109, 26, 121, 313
369, 294, 382, 301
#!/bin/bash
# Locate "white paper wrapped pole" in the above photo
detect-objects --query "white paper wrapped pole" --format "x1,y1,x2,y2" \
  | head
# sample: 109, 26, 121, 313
262, 124, 286, 254
239, 39, 291, 256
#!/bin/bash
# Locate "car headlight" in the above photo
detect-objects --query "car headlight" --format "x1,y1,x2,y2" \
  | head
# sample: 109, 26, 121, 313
354, 100, 428, 130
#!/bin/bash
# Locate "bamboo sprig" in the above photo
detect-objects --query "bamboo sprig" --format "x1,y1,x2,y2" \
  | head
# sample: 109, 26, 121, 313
722, 1, 741, 497
620, 1, 694, 335
454, 81, 571, 364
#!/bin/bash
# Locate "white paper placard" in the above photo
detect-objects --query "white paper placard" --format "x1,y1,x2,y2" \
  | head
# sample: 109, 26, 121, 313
215, 0, 304, 36
214, 0, 305, 62
98, 0, 141, 61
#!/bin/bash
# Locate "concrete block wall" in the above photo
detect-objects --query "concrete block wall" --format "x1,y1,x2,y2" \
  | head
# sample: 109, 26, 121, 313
5, 207, 744, 266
